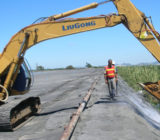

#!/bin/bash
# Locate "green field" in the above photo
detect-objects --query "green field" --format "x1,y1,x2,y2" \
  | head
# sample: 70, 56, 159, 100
117, 65, 160, 109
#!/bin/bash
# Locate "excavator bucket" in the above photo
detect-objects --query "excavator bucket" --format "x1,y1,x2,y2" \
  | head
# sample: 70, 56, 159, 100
139, 81, 160, 100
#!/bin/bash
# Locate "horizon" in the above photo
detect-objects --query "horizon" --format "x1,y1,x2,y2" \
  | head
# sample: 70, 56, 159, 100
34, 61, 159, 70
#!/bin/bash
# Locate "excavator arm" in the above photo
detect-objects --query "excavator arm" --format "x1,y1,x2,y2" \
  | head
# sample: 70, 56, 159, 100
113, 0, 160, 100
0, 14, 122, 68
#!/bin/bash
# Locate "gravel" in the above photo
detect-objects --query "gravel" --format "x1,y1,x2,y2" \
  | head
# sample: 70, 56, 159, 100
0, 68, 160, 140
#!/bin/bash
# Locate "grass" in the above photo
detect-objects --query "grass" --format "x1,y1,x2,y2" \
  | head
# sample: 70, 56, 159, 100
117, 65, 160, 109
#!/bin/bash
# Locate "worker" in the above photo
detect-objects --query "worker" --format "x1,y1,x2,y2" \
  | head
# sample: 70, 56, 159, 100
112, 60, 118, 95
104, 59, 117, 99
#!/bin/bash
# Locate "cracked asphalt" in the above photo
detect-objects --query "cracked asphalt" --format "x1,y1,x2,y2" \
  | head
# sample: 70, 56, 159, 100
0, 68, 160, 140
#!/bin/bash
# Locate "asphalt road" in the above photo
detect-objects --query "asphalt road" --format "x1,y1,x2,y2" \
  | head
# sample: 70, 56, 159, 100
0, 68, 160, 140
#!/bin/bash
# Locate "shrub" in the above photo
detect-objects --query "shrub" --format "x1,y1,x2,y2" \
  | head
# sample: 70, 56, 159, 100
86, 62, 92, 68
66, 65, 75, 69
36, 65, 44, 71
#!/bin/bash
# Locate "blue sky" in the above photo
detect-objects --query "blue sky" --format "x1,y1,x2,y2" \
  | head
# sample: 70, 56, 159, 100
0, 0, 160, 69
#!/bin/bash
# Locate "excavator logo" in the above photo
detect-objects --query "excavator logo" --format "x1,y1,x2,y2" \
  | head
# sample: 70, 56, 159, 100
62, 21, 96, 31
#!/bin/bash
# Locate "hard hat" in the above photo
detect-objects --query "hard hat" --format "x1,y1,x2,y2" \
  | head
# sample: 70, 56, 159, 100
112, 61, 115, 65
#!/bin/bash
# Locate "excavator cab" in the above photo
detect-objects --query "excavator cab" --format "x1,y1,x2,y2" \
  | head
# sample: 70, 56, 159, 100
0, 60, 32, 97
12, 61, 32, 95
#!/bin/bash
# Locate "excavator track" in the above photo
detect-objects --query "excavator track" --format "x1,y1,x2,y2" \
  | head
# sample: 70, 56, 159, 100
0, 96, 40, 131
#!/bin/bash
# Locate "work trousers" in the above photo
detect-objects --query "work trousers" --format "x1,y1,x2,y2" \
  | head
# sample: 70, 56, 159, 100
107, 77, 116, 98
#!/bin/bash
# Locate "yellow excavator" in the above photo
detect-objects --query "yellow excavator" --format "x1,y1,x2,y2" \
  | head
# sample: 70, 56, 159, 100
0, 0, 160, 131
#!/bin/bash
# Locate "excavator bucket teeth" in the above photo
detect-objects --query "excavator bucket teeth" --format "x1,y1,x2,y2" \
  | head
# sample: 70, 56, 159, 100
139, 82, 160, 100
0, 96, 40, 131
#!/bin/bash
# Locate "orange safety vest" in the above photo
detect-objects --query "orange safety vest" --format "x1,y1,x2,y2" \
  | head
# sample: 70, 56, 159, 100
104, 66, 115, 78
